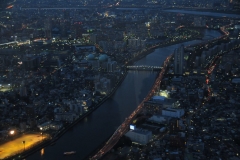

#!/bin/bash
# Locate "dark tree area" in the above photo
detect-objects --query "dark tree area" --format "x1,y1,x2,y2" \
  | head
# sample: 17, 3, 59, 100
113, 135, 132, 149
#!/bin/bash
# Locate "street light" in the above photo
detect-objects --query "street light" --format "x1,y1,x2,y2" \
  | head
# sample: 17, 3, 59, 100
41, 132, 43, 140
9, 130, 15, 135
22, 141, 25, 151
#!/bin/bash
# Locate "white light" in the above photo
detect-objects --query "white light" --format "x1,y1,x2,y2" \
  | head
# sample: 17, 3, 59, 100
10, 130, 14, 135
130, 125, 136, 130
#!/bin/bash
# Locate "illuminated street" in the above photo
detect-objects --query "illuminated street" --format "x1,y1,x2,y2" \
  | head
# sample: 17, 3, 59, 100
90, 52, 173, 160
0, 133, 47, 159
90, 24, 230, 160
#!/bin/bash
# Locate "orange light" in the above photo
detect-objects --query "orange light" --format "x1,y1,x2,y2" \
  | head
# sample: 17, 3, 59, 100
41, 148, 44, 156
206, 79, 209, 84
6, 5, 13, 9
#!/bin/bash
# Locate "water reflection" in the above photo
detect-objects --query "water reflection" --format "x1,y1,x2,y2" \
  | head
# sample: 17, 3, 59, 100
27, 29, 221, 160
40, 148, 44, 156
84, 117, 88, 122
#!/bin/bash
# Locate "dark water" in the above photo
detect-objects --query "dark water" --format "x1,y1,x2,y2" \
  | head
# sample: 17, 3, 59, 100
0, 0, 8, 10
116, 8, 240, 18
26, 29, 221, 160
164, 9, 240, 18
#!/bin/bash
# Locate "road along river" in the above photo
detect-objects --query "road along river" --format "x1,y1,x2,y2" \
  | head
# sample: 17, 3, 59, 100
27, 29, 221, 160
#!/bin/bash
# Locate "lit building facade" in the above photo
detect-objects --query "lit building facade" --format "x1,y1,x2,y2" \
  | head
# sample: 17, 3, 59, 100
125, 129, 152, 145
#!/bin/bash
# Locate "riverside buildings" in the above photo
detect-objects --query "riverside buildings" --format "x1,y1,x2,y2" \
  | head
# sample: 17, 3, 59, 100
125, 127, 152, 145
105, 37, 240, 160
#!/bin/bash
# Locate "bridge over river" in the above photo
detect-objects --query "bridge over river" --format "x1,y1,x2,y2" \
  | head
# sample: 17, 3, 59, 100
126, 65, 162, 71
89, 23, 230, 160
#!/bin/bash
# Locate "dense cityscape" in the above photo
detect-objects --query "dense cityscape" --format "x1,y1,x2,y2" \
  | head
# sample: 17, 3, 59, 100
0, 0, 240, 160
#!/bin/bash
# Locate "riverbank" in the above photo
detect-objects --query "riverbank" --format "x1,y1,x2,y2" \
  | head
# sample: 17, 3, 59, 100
7, 70, 128, 160
6, 27, 206, 160
127, 30, 205, 65
88, 25, 230, 160
2, 134, 51, 160
85, 29, 211, 160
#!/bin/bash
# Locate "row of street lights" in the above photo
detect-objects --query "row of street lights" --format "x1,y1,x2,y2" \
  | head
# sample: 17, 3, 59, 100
9, 130, 26, 151
22, 140, 25, 151
9, 130, 44, 152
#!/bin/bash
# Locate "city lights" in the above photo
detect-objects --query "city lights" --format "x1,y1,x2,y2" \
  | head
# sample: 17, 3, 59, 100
0, 0, 239, 159
9, 130, 15, 135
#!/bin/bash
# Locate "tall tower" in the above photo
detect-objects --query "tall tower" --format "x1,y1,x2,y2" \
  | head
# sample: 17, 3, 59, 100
0, 56, 5, 73
44, 17, 52, 39
63, 10, 70, 20
174, 45, 184, 75
20, 81, 27, 97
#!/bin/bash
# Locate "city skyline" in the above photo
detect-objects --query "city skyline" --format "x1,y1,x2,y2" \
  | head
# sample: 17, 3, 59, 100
0, 0, 240, 160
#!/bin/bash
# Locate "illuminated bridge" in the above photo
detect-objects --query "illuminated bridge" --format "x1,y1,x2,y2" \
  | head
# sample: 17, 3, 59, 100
126, 65, 162, 71
0, 41, 17, 46
90, 23, 231, 160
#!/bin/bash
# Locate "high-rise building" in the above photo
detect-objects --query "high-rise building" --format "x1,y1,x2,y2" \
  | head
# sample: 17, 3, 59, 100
201, 51, 207, 67
90, 34, 97, 44
63, 10, 70, 20
194, 56, 199, 67
44, 17, 52, 39
194, 17, 206, 27
107, 61, 117, 72
72, 22, 83, 39
19, 81, 27, 97
60, 21, 68, 38
22, 54, 39, 71
128, 38, 141, 49
174, 45, 184, 75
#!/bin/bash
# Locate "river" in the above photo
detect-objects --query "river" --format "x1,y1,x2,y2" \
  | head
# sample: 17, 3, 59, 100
25, 29, 221, 160
116, 8, 240, 19
163, 9, 240, 18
